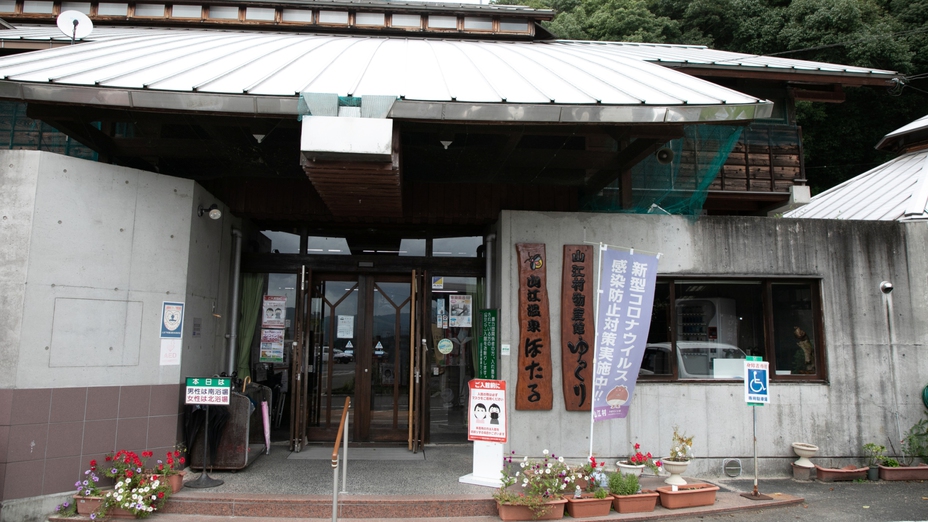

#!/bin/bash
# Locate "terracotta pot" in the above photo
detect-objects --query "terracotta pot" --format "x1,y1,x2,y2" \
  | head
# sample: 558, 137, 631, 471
612, 490, 659, 513
878, 463, 928, 481
656, 483, 719, 509
167, 471, 185, 493
108, 505, 136, 518
813, 464, 867, 482
74, 495, 104, 515
496, 498, 566, 521
565, 494, 612, 518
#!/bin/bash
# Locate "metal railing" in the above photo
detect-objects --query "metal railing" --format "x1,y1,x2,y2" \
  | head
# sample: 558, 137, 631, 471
331, 397, 350, 522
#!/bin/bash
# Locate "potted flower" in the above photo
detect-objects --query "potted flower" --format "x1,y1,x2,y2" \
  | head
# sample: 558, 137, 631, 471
104, 474, 171, 518
150, 445, 187, 493
862, 442, 885, 481
609, 470, 659, 513
879, 415, 928, 480
493, 450, 572, 520
564, 457, 612, 518
69, 460, 109, 518
617, 442, 661, 477
663, 426, 694, 485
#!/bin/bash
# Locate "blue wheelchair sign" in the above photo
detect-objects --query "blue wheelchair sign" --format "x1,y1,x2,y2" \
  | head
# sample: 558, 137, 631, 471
744, 360, 769, 405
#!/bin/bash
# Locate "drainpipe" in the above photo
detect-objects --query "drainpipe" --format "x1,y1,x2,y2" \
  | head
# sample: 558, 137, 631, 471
226, 229, 243, 376
484, 232, 496, 309
881, 281, 903, 452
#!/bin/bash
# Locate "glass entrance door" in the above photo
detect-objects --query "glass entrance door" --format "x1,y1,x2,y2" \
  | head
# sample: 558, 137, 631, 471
307, 274, 413, 442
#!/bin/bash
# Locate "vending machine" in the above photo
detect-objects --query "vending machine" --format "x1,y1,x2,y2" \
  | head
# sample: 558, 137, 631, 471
675, 298, 738, 345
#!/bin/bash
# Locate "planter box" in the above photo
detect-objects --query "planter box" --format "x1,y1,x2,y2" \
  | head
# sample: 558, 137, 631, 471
878, 463, 928, 481
565, 495, 612, 518
612, 490, 659, 513
656, 483, 719, 509
74, 495, 103, 515
497, 498, 566, 521
813, 465, 867, 482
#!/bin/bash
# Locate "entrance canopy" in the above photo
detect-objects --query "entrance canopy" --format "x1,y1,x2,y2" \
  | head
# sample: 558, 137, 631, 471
0, 27, 773, 122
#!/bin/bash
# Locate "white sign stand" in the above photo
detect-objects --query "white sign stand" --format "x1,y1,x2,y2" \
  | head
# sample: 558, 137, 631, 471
459, 441, 503, 487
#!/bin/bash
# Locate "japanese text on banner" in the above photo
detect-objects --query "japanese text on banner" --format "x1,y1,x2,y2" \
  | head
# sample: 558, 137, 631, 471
592, 249, 659, 421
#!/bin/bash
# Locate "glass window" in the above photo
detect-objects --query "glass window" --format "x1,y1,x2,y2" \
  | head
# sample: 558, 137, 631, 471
399, 239, 426, 256
639, 278, 823, 381
261, 230, 300, 254
433, 236, 482, 258
306, 236, 350, 255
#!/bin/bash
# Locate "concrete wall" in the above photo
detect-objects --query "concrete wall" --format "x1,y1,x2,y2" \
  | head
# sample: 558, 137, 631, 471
498, 210, 928, 476
0, 150, 234, 506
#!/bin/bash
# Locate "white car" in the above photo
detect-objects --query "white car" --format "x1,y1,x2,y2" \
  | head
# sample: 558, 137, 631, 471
642, 341, 747, 379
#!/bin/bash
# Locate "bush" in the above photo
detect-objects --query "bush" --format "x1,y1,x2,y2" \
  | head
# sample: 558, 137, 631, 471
609, 471, 639, 496
902, 415, 928, 465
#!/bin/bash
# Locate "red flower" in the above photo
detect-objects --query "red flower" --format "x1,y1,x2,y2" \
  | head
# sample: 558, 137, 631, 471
158, 464, 164, 471
126, 470, 134, 478
179, 457, 185, 464
158, 492, 164, 499
634, 443, 640, 450
174, 450, 181, 458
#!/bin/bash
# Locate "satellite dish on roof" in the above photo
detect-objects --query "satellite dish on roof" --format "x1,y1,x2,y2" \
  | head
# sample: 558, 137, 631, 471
56, 10, 93, 44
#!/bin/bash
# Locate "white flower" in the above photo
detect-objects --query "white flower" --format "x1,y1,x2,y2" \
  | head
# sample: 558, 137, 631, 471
520, 462, 525, 468
545, 468, 551, 474
543, 449, 549, 455
558, 456, 564, 463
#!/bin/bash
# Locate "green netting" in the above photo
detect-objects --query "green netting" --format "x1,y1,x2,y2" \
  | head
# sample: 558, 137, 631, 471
0, 101, 98, 161
581, 124, 744, 218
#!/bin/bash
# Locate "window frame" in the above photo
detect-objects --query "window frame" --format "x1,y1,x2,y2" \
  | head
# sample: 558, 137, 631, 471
639, 276, 826, 383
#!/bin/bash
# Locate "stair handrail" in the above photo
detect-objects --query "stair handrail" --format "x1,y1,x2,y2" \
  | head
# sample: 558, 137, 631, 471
331, 397, 350, 522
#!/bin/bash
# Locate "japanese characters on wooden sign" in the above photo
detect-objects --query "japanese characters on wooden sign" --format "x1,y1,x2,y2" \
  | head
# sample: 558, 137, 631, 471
561, 245, 594, 411
515, 243, 553, 410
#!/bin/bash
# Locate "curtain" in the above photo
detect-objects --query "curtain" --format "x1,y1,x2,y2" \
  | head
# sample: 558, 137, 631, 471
236, 273, 264, 379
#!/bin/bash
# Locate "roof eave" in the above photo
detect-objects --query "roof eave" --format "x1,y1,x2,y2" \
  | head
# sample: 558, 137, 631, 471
0, 80, 773, 123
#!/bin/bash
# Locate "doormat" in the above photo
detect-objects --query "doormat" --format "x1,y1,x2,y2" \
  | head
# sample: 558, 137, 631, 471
287, 447, 426, 461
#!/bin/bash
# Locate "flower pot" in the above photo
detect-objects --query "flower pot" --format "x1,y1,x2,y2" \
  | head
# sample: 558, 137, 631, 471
868, 465, 880, 481
813, 464, 867, 482
656, 483, 719, 509
497, 498, 566, 521
792, 442, 818, 468
74, 495, 104, 515
167, 471, 185, 493
612, 490, 659, 513
108, 506, 136, 518
662, 459, 689, 485
565, 495, 612, 518
616, 462, 645, 477
878, 463, 928, 481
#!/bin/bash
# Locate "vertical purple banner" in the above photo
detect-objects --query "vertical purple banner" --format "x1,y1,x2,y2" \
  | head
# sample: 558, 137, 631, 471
592, 248, 659, 421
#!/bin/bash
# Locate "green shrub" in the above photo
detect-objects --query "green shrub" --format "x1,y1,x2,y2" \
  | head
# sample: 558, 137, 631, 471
608, 472, 639, 496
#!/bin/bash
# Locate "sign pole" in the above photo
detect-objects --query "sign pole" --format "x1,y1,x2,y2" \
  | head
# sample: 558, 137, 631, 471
741, 357, 771, 501
186, 405, 224, 488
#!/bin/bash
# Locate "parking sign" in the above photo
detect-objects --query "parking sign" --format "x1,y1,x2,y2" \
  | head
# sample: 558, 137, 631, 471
744, 358, 769, 405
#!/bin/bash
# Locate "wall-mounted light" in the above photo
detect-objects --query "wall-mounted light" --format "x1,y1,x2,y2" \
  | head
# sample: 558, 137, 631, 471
198, 204, 222, 220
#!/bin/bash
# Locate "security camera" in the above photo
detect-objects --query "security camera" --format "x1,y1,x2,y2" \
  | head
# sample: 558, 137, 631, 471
880, 281, 893, 294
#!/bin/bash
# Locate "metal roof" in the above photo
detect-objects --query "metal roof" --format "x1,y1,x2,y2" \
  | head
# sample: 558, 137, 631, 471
556, 41, 897, 82
876, 114, 928, 151
785, 150, 928, 221
0, 27, 775, 122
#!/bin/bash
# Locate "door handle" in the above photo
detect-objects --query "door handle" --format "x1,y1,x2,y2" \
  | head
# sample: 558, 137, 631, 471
364, 368, 368, 373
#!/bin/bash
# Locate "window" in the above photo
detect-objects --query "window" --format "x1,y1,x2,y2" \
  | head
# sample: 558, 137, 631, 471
640, 278, 823, 381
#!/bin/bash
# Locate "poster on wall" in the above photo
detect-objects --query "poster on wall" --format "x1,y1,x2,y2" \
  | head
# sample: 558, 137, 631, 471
592, 248, 659, 421
259, 328, 285, 363
449, 295, 472, 327
468, 379, 507, 443
160, 301, 184, 339
337, 315, 354, 339
262, 296, 287, 329
477, 309, 498, 379
160, 339, 181, 366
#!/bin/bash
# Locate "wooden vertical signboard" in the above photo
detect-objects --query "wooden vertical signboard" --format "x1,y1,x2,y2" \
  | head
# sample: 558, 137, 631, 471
561, 245, 594, 411
515, 244, 553, 410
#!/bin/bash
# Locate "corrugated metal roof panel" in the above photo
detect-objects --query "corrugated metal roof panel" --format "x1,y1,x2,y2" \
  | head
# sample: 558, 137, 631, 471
0, 28, 776, 121
785, 151, 928, 221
